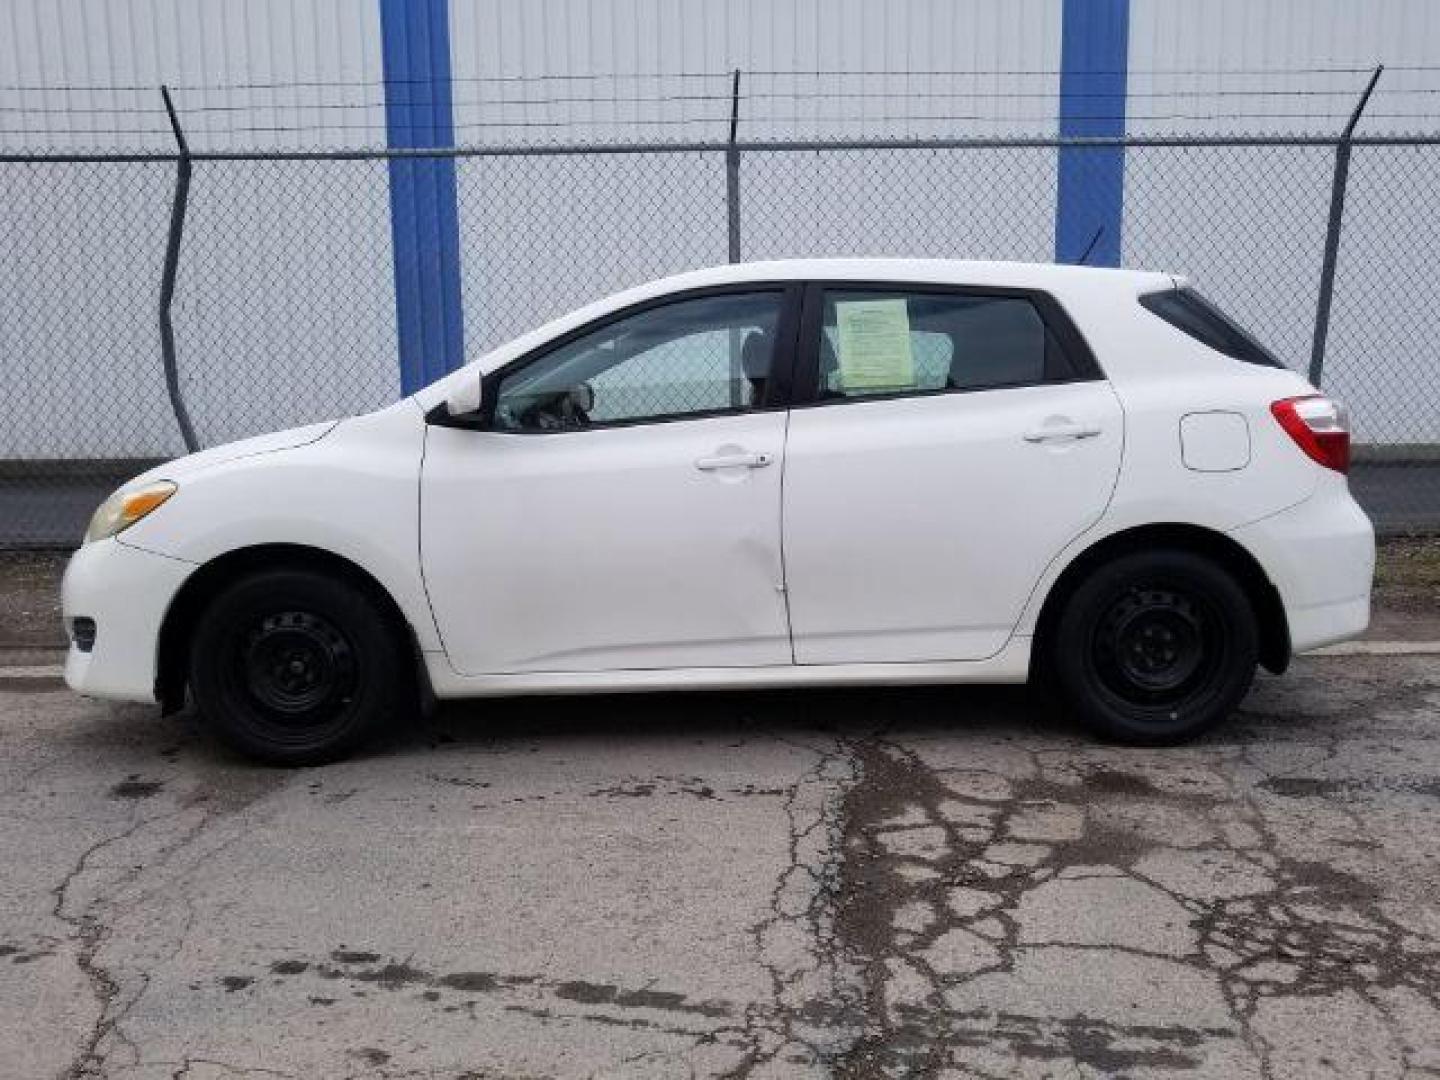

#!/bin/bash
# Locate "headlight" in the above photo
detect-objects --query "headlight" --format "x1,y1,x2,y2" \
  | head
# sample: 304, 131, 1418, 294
84, 480, 177, 544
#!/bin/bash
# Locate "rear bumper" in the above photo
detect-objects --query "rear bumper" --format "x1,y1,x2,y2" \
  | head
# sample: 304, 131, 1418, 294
1230, 476, 1375, 654
61, 538, 195, 702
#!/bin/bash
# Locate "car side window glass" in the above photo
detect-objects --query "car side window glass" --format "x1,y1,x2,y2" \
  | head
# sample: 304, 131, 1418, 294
493, 292, 784, 431
818, 290, 1071, 400
1138, 287, 1283, 368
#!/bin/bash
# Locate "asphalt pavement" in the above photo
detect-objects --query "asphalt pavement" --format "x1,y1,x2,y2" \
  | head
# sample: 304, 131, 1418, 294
2, 650, 1439, 1078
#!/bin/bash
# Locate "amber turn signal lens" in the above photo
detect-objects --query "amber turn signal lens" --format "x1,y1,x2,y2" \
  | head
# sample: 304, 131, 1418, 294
84, 480, 178, 544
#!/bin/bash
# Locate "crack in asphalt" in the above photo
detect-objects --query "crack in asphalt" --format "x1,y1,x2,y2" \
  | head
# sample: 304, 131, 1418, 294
166, 1057, 296, 1079
232, 732, 870, 1078
809, 677, 1440, 1076
52, 808, 174, 1079
43, 754, 287, 1079
715, 732, 865, 1076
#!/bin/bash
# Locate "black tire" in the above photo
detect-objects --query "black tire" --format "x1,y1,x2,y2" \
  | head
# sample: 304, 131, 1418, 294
1050, 549, 1258, 746
189, 569, 410, 765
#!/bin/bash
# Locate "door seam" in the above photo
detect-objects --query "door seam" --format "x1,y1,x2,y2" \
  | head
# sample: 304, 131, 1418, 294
777, 407, 798, 664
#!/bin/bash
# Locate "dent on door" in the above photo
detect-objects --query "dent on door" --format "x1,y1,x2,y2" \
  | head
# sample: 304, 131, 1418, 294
420, 414, 793, 676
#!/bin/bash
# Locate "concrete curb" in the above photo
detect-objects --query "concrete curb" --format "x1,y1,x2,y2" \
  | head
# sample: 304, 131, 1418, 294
1305, 640, 1440, 656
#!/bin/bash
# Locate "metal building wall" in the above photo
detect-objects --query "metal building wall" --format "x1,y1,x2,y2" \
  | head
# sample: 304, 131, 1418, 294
1, 0, 397, 458
447, 0, 1063, 141
0, 0, 386, 152
446, 0, 1064, 349
1125, 0, 1440, 442
2, 0, 1438, 455
6, 0, 1430, 147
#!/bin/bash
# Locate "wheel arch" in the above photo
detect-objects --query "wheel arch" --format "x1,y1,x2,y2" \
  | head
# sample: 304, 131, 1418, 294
1029, 522, 1291, 680
155, 542, 422, 712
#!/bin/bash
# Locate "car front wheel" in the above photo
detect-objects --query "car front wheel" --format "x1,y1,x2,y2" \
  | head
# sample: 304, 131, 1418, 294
189, 569, 409, 765
1051, 549, 1259, 746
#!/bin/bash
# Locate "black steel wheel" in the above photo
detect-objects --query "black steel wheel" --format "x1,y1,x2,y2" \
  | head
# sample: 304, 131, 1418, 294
1051, 549, 1258, 745
190, 568, 409, 765
1094, 585, 1219, 705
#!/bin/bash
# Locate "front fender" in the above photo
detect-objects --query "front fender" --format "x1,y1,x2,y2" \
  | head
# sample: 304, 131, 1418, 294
119, 401, 442, 652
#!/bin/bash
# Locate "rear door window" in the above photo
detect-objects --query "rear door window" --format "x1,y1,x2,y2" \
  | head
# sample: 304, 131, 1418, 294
814, 288, 1082, 401
1139, 287, 1282, 368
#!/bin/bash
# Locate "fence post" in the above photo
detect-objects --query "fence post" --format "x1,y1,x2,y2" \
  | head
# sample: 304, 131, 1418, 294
1308, 65, 1383, 387
158, 85, 200, 452
725, 69, 742, 264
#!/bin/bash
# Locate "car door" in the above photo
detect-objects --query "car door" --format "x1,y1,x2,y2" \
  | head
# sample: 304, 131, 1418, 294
781, 282, 1123, 664
421, 286, 800, 676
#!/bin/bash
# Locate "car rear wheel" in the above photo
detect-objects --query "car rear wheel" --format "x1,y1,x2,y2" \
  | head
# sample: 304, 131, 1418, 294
189, 569, 408, 765
1051, 549, 1258, 745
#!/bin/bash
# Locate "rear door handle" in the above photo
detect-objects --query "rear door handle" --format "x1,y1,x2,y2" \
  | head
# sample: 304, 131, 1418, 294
695, 451, 774, 471
1023, 423, 1102, 443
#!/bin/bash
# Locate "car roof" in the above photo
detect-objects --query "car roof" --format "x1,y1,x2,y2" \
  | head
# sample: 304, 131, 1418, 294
643, 257, 1175, 294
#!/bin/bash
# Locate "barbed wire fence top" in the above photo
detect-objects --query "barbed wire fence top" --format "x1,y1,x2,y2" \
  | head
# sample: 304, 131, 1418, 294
1, 68, 1438, 545
9, 63, 1440, 152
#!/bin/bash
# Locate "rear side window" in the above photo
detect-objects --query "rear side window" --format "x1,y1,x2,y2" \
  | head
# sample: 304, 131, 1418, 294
816, 289, 1080, 400
1139, 287, 1282, 368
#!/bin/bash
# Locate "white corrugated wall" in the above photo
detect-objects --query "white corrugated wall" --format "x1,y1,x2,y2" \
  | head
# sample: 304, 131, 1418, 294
1, 0, 1437, 453
1125, 0, 1440, 442
1, 0, 396, 457
1, 0, 385, 152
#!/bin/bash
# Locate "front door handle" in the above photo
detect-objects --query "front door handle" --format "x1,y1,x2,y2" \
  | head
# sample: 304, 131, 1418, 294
1023, 422, 1102, 443
695, 451, 774, 471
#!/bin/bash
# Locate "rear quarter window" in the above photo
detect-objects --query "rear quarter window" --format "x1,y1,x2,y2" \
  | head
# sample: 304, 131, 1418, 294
1139, 287, 1283, 368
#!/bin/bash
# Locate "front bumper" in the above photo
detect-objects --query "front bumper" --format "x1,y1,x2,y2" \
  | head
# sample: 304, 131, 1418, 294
1230, 474, 1375, 654
61, 538, 195, 702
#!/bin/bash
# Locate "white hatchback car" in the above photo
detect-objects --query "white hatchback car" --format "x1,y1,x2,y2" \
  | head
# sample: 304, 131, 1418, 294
64, 259, 1374, 763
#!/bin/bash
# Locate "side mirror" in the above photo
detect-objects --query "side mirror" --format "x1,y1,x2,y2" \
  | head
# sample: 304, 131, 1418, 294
427, 372, 486, 428
446, 372, 484, 418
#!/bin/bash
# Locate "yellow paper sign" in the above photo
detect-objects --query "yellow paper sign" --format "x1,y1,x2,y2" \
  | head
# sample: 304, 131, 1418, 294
835, 299, 914, 391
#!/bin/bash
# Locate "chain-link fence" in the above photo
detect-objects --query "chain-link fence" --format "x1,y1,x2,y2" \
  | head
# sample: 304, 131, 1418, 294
3, 132, 1438, 545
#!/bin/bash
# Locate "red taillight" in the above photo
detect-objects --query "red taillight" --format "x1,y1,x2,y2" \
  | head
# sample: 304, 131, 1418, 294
1271, 395, 1350, 474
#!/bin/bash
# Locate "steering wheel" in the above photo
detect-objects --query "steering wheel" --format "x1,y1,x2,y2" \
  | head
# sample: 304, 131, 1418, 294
562, 382, 595, 428
519, 387, 592, 430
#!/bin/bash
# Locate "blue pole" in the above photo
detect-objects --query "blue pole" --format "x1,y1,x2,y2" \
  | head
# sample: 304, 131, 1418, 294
379, 0, 465, 393
1055, 0, 1130, 266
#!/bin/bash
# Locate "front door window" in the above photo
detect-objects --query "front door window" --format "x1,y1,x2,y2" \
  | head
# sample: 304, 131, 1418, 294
493, 292, 785, 431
